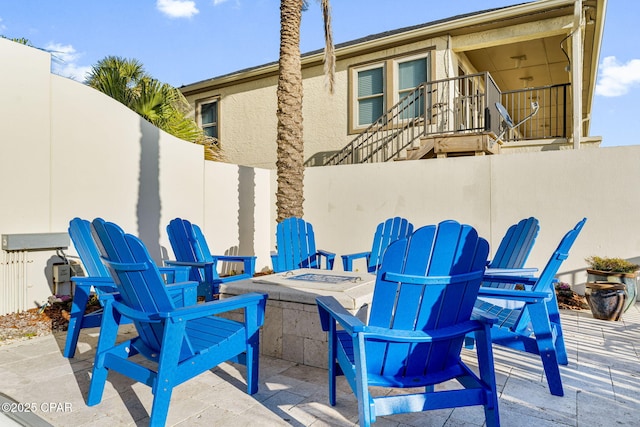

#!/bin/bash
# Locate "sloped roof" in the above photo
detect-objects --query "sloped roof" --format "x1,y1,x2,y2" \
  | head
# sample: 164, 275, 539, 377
180, 3, 528, 90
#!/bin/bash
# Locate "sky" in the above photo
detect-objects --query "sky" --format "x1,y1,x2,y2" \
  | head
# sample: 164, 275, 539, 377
1, 0, 638, 147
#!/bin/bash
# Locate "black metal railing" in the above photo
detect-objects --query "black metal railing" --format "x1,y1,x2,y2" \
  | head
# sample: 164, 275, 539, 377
500, 84, 570, 141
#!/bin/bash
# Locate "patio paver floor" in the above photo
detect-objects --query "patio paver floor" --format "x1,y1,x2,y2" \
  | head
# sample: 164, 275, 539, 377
0, 304, 638, 426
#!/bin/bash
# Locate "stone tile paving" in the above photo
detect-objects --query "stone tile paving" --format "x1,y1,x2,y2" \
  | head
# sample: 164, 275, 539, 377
0, 304, 638, 426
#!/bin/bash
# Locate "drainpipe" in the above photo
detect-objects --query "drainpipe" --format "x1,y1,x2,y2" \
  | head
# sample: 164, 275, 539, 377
571, 0, 583, 149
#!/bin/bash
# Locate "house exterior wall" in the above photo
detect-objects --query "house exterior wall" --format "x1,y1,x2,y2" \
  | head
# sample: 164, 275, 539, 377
181, 0, 607, 169
184, 37, 451, 169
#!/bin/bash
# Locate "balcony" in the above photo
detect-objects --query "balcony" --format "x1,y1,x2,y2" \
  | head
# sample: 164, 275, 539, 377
319, 72, 572, 166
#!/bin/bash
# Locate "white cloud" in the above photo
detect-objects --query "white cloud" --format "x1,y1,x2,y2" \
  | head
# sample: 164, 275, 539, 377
213, 0, 230, 4
0, 17, 6, 33
156, 0, 199, 18
596, 56, 640, 97
46, 42, 91, 82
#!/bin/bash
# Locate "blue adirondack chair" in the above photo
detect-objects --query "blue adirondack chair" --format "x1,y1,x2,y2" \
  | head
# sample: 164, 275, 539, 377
166, 218, 256, 301
317, 220, 499, 427
473, 218, 587, 397
271, 217, 336, 273
64, 218, 188, 358
341, 217, 414, 272
87, 218, 267, 427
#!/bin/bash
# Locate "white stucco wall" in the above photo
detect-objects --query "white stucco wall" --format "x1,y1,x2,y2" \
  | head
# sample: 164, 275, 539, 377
303, 146, 640, 291
0, 39, 274, 313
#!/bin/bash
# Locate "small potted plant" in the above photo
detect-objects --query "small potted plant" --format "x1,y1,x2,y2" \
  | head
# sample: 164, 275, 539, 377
584, 256, 639, 320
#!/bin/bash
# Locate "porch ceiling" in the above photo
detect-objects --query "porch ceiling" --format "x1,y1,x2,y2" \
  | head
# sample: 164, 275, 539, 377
465, 35, 571, 91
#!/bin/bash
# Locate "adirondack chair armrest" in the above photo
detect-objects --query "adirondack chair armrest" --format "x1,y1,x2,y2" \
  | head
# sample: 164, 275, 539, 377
111, 300, 163, 323
71, 276, 118, 293
211, 255, 257, 276
481, 274, 538, 286
164, 292, 267, 321
362, 320, 487, 343
341, 251, 371, 271
164, 281, 199, 306
158, 266, 190, 283
316, 295, 365, 333
477, 287, 550, 302
485, 267, 538, 277
165, 259, 224, 285
383, 270, 484, 286
316, 250, 336, 270
164, 260, 213, 269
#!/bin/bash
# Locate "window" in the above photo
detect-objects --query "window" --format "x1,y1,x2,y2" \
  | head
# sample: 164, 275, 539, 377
198, 98, 219, 140
397, 58, 427, 102
350, 52, 431, 131
397, 57, 428, 119
357, 66, 384, 126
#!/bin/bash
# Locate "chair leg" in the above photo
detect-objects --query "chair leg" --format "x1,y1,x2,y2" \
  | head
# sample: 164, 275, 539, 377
474, 326, 500, 427
87, 300, 121, 406
63, 284, 91, 358
246, 332, 260, 395
149, 386, 174, 427
529, 303, 564, 396
148, 322, 185, 426
353, 335, 373, 427
547, 296, 568, 365
328, 324, 338, 406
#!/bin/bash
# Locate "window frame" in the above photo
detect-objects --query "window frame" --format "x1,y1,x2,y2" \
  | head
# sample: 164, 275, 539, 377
352, 62, 386, 129
196, 96, 220, 142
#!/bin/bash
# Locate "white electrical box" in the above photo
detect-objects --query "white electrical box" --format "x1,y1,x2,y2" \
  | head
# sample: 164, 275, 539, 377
53, 263, 71, 283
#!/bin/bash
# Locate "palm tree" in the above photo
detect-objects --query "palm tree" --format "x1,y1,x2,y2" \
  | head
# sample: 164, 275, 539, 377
276, 0, 334, 222
86, 56, 220, 160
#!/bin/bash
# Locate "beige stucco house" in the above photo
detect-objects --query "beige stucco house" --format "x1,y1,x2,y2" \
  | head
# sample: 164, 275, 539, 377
180, 0, 606, 169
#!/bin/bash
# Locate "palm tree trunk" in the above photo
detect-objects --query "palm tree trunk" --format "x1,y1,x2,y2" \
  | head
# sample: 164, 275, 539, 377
276, 0, 305, 222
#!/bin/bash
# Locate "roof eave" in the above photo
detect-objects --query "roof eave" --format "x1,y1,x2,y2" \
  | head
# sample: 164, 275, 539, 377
180, 0, 586, 95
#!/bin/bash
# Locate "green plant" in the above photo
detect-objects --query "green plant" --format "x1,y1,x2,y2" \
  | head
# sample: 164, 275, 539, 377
585, 256, 639, 273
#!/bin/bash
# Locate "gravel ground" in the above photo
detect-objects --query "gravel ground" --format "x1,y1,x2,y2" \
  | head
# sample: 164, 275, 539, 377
0, 304, 69, 346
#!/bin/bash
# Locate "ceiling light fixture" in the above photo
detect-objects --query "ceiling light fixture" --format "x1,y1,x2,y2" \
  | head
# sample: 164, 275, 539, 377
511, 55, 527, 68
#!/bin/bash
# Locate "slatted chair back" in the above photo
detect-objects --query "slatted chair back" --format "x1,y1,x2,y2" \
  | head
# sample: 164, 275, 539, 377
489, 217, 539, 269
69, 217, 111, 279
167, 217, 209, 284
367, 217, 414, 272
275, 217, 317, 271
367, 221, 490, 376
342, 217, 414, 273
272, 217, 335, 273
